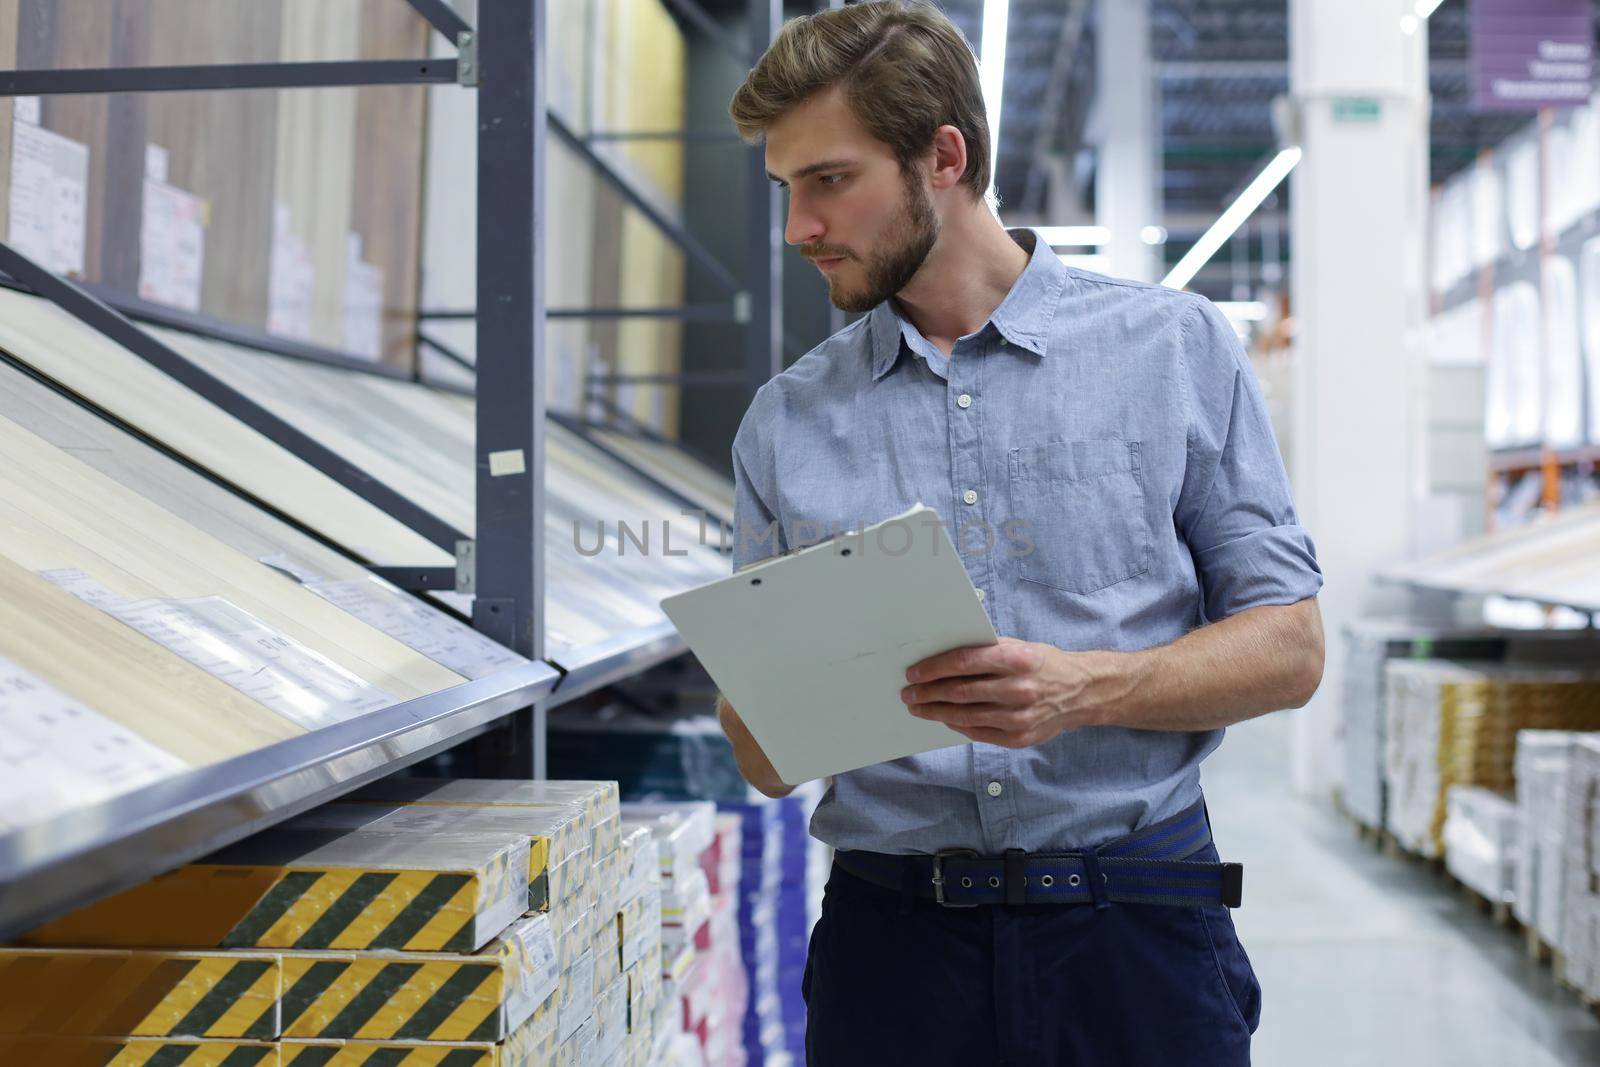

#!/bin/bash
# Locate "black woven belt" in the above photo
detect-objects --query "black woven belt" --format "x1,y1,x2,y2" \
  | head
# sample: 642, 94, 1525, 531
833, 799, 1243, 909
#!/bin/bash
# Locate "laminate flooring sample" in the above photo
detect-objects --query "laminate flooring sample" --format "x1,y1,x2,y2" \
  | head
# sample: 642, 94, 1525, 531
587, 427, 736, 528
0, 365, 524, 680
0, 288, 450, 567
1386, 500, 1600, 610
0, 411, 464, 704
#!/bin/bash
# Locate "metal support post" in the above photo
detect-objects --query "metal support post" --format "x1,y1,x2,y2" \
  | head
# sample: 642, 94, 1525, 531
745, 0, 783, 399
472, 0, 549, 777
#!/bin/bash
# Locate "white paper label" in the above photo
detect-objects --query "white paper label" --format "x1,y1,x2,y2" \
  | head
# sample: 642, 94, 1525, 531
144, 143, 169, 182
515, 913, 561, 1007
9, 119, 88, 276
37, 567, 129, 610
105, 596, 396, 730
139, 176, 205, 311
0, 655, 187, 833
267, 201, 314, 340
13, 96, 40, 126
256, 552, 332, 585
342, 232, 383, 361
302, 576, 526, 680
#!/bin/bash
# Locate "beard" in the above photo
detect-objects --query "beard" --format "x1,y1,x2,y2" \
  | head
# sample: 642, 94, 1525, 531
808, 170, 940, 313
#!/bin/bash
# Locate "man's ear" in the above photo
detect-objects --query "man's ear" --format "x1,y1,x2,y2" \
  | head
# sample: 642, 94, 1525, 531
927, 125, 968, 194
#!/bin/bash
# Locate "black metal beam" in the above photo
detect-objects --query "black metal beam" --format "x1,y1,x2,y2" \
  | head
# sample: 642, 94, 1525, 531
585, 371, 746, 386
417, 330, 477, 372
421, 303, 742, 322
0, 59, 458, 96
0, 240, 468, 554
472, 0, 549, 777
404, 0, 474, 40
371, 566, 460, 592
549, 113, 742, 295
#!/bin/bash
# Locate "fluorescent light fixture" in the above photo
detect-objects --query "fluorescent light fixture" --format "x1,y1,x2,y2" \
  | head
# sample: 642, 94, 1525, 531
1162, 146, 1302, 291
1414, 0, 1446, 17
1140, 225, 1168, 246
1403, 0, 1445, 33
1035, 225, 1110, 247
980, 0, 1010, 203
1399, 13, 1419, 34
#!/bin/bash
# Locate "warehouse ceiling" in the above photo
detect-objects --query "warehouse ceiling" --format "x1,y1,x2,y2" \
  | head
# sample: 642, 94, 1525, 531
694, 0, 1548, 273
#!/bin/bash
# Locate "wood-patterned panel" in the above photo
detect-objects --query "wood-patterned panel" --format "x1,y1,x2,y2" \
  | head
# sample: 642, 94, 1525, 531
351, 0, 427, 368
0, 413, 464, 701
0, 555, 302, 766
0, 288, 453, 567
143, 0, 281, 328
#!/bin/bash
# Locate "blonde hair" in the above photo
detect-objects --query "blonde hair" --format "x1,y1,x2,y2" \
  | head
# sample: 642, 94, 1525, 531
729, 0, 990, 199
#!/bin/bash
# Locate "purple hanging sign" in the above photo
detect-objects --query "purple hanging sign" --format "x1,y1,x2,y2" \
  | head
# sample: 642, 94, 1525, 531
1471, 0, 1593, 111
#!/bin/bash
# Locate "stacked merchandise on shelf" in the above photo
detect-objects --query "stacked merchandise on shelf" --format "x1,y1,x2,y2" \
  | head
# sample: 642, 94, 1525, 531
1441, 785, 1518, 905
1383, 661, 1600, 858
623, 801, 748, 1067
1562, 737, 1600, 1000
1337, 622, 1505, 832
1513, 731, 1589, 952
551, 700, 831, 1066
0, 778, 631, 1066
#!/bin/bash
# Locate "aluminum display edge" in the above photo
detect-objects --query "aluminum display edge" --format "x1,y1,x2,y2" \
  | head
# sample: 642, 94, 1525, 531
0, 659, 560, 940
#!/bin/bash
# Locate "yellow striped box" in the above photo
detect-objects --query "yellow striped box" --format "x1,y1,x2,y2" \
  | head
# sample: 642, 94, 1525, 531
592, 976, 627, 1065
0, 949, 280, 1039
593, 814, 621, 863
0, 1036, 280, 1065
548, 844, 591, 909
554, 950, 594, 1044
279, 912, 556, 1043
22, 830, 529, 954
591, 847, 622, 924
619, 887, 661, 972
592, 917, 622, 992
281, 991, 557, 1066
279, 802, 585, 915
615, 825, 658, 909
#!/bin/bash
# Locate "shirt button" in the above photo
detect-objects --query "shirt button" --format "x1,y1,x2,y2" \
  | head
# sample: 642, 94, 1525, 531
963, 489, 978, 505
986, 781, 1003, 798
957, 393, 972, 409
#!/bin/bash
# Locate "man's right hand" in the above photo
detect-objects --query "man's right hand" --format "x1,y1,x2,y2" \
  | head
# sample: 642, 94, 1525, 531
715, 694, 796, 799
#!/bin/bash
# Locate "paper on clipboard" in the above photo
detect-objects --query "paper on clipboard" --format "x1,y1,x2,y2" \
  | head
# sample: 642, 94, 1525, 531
660, 503, 997, 784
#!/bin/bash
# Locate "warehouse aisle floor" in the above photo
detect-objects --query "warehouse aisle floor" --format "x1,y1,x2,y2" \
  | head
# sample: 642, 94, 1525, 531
1207, 714, 1600, 1066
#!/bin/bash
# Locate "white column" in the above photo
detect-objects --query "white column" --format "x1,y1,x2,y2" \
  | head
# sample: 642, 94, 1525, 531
1095, 0, 1160, 282
1288, 0, 1431, 796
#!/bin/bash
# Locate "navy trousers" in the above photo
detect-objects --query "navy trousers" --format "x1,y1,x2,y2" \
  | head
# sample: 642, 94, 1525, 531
801, 843, 1261, 1066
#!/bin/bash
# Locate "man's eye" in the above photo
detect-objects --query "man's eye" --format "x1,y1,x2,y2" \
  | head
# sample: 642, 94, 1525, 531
819, 175, 843, 187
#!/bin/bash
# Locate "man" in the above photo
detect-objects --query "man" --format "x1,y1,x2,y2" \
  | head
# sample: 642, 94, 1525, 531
717, 3, 1324, 1063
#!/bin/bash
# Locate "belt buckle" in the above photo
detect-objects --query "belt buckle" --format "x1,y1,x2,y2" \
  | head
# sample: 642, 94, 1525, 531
930, 848, 980, 907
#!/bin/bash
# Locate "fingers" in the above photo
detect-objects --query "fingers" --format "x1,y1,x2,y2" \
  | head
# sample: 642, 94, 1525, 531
901, 676, 1038, 707
905, 640, 1034, 684
909, 701, 1033, 730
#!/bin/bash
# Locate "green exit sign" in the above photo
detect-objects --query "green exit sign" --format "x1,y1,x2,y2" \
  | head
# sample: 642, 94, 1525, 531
1332, 97, 1382, 122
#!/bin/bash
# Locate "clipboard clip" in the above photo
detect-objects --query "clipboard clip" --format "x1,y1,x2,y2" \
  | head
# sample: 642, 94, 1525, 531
930, 848, 981, 907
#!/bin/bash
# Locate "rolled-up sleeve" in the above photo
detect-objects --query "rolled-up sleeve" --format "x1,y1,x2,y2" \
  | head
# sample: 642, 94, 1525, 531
731, 394, 788, 574
1174, 299, 1322, 621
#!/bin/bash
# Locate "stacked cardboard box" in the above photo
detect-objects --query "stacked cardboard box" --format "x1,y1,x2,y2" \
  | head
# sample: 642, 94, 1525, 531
7, 778, 630, 1065
1562, 737, 1600, 999
1337, 622, 1508, 832
1383, 661, 1600, 858
1512, 730, 1588, 946
1442, 785, 1519, 904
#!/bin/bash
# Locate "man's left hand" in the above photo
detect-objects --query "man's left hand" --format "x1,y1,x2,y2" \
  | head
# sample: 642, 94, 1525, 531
901, 637, 1126, 749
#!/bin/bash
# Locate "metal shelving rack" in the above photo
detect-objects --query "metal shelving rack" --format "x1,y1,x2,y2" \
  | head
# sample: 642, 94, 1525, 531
0, 0, 782, 938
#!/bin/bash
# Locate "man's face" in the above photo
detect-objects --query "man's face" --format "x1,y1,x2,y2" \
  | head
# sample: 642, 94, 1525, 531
765, 87, 940, 313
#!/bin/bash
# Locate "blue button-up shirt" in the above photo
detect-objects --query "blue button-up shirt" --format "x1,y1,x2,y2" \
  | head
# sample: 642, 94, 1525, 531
730, 226, 1322, 855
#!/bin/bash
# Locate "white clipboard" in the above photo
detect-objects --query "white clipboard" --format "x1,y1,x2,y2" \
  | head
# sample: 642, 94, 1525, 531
660, 503, 997, 784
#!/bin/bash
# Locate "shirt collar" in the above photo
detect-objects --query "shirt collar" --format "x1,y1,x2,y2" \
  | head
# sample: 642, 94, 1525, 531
869, 226, 1068, 382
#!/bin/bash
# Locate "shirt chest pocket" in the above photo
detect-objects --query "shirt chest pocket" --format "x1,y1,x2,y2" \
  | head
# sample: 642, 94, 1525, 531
1007, 438, 1152, 594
